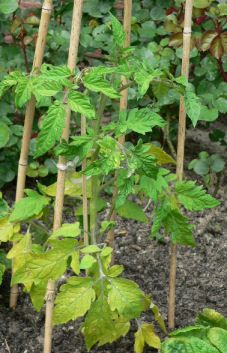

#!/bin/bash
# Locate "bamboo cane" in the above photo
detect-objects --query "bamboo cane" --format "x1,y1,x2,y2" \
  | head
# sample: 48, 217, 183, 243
81, 115, 89, 246
43, 2, 84, 352
168, 0, 193, 330
9, 0, 53, 309
106, 0, 132, 248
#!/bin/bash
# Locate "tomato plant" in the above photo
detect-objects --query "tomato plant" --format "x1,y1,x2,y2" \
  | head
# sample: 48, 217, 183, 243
0, 2, 225, 352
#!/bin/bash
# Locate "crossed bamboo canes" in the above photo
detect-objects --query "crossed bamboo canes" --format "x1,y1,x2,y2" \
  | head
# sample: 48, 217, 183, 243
106, 0, 132, 249
10, 0, 53, 310
168, 0, 193, 329
43, 2, 84, 352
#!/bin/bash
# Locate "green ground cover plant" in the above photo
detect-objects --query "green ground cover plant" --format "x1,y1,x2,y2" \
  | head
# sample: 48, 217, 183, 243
162, 308, 227, 353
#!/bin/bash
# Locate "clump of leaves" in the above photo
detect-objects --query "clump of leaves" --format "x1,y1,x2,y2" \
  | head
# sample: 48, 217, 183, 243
161, 308, 227, 353
188, 151, 225, 192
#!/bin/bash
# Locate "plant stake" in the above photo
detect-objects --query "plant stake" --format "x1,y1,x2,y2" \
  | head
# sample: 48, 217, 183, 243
168, 0, 193, 329
43, 1, 84, 352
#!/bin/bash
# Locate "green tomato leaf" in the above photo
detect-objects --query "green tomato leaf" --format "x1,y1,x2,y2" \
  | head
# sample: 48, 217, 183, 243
185, 91, 201, 127
165, 210, 196, 247
35, 102, 66, 157
134, 68, 162, 96
175, 181, 220, 211
15, 77, 33, 108
68, 91, 95, 119
49, 223, 81, 240
10, 192, 49, 223
30, 282, 46, 312
126, 108, 165, 135
110, 13, 126, 47
80, 254, 96, 270
83, 73, 120, 99
54, 277, 95, 324
116, 200, 148, 223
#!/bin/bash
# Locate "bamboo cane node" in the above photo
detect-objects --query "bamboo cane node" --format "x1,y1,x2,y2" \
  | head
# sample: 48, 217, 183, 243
19, 161, 27, 167
42, 6, 52, 13
183, 28, 192, 35
45, 289, 55, 302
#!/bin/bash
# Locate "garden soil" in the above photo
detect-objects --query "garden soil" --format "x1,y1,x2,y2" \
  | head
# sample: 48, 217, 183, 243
0, 125, 226, 353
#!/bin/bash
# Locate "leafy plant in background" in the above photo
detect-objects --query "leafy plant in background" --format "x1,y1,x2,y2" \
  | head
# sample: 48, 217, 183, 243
161, 308, 227, 353
189, 151, 225, 193
0, 0, 226, 187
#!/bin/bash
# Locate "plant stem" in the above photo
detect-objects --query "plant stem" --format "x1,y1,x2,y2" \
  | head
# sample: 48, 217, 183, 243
81, 115, 89, 246
43, 2, 84, 352
90, 176, 99, 245
164, 115, 177, 159
21, 39, 30, 73
106, 0, 132, 250
10, 0, 53, 310
168, 0, 193, 330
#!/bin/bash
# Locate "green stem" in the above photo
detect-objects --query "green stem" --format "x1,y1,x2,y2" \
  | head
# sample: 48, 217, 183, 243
90, 175, 99, 244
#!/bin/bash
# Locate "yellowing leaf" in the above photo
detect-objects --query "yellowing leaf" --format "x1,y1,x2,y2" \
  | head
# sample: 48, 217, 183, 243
54, 277, 95, 325
107, 278, 148, 320
7, 233, 31, 259
134, 328, 145, 353
147, 144, 176, 165
0, 218, 14, 242
12, 239, 75, 286
71, 251, 80, 275
141, 323, 160, 349
84, 296, 130, 350
108, 265, 124, 278
38, 172, 91, 198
